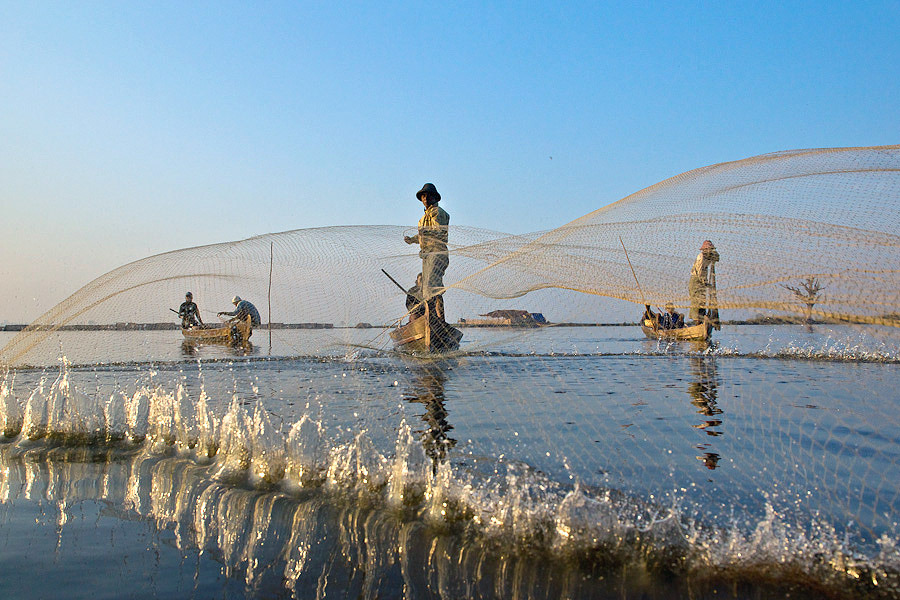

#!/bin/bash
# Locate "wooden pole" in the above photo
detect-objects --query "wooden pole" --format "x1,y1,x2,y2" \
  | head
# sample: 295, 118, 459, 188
268, 241, 273, 353
424, 301, 431, 350
381, 269, 407, 294
619, 236, 646, 306
708, 262, 720, 330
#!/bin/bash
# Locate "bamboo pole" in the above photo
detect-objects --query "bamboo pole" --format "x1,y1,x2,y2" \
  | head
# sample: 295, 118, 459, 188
268, 241, 273, 353
619, 236, 646, 306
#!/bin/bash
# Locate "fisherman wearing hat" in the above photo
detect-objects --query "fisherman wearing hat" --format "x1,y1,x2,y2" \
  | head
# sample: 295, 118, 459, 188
218, 295, 262, 327
404, 183, 450, 322
688, 240, 720, 325
177, 292, 204, 329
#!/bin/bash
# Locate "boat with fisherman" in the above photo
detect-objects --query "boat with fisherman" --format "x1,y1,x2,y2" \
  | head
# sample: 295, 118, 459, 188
389, 313, 462, 354
619, 236, 719, 344
181, 315, 253, 347
383, 269, 463, 354
640, 308, 712, 342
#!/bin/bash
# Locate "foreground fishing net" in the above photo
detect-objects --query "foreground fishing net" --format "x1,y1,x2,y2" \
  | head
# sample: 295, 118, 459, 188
2, 145, 900, 598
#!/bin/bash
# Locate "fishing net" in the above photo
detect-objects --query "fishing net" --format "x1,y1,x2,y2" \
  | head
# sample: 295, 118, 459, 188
3, 145, 900, 368
1, 145, 900, 597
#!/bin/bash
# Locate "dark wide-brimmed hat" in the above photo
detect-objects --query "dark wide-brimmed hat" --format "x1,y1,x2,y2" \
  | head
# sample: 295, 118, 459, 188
415, 183, 441, 201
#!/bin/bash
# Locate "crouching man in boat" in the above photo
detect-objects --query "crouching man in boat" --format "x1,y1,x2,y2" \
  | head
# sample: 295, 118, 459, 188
660, 302, 685, 329
688, 240, 720, 327
406, 273, 426, 323
218, 296, 262, 327
178, 292, 204, 329
643, 303, 684, 330
404, 183, 450, 324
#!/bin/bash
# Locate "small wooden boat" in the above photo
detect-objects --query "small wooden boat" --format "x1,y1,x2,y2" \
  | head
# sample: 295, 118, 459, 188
390, 316, 463, 354
381, 269, 462, 354
641, 314, 712, 342
182, 315, 252, 346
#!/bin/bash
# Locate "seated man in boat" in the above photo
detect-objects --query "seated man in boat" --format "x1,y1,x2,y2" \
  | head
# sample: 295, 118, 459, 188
405, 273, 426, 323
660, 302, 685, 329
177, 292, 204, 329
218, 296, 262, 327
404, 183, 449, 324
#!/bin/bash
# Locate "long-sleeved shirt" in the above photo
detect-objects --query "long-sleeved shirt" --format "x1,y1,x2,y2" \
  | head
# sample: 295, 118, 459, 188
417, 205, 450, 254
222, 300, 261, 326
178, 301, 202, 326
690, 250, 719, 285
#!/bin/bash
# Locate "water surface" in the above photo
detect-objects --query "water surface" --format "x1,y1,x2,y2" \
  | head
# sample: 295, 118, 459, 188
1, 325, 898, 599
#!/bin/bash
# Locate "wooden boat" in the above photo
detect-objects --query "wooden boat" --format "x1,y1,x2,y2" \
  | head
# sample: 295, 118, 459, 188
380, 269, 462, 354
390, 316, 463, 354
641, 314, 712, 342
182, 315, 252, 346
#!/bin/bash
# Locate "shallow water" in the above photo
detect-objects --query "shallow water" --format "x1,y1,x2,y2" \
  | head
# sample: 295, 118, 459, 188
1, 325, 899, 599
3, 323, 899, 365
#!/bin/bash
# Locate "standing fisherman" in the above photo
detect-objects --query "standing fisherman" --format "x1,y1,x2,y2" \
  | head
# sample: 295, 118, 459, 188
404, 183, 450, 323
177, 292, 204, 328
688, 240, 720, 327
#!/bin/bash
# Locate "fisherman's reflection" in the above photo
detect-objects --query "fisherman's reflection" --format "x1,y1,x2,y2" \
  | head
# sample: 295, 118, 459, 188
402, 364, 457, 474
688, 356, 723, 470
181, 340, 199, 357
180, 339, 254, 358
229, 341, 254, 356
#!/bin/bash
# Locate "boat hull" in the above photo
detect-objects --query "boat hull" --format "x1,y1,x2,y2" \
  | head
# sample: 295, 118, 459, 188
641, 318, 711, 341
390, 317, 462, 354
182, 316, 252, 346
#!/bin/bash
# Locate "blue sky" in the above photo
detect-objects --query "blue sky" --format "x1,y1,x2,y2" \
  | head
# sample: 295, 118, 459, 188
1, 1, 898, 323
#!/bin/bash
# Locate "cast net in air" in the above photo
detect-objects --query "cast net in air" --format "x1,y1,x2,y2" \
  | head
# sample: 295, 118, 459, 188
1, 145, 900, 598
2, 146, 900, 367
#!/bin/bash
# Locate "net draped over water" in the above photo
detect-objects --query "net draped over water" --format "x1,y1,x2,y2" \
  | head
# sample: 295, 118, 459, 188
2, 145, 900, 599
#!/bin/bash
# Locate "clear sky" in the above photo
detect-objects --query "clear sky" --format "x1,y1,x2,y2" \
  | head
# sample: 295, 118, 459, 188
1, 1, 898, 323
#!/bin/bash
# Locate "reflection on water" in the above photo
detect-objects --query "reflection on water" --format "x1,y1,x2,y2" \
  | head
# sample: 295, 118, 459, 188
1, 445, 875, 600
402, 364, 456, 474
688, 356, 723, 470
181, 338, 255, 359
180, 339, 199, 357
1, 348, 899, 599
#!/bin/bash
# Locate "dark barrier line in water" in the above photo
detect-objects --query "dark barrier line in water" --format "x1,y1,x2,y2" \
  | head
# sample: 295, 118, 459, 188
6, 346, 900, 373
1, 435, 897, 600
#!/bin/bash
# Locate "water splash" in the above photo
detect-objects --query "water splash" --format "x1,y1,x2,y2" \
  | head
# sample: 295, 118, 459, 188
0, 362, 898, 599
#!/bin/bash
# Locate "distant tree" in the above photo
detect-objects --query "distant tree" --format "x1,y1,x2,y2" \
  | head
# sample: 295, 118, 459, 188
781, 277, 825, 323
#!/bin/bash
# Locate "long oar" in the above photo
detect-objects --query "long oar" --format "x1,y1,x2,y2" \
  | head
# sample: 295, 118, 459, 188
619, 236, 646, 306
381, 269, 407, 294
620, 236, 658, 332
708, 263, 721, 330
382, 268, 431, 349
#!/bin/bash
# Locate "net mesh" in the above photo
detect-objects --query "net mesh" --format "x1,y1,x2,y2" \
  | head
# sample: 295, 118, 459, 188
3, 145, 899, 367
2, 145, 900, 596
